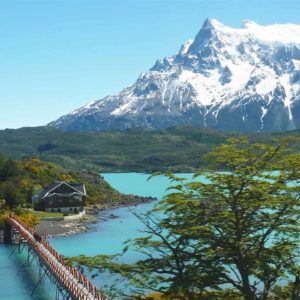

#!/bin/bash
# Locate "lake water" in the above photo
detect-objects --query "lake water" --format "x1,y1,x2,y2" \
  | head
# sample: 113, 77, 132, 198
0, 173, 194, 299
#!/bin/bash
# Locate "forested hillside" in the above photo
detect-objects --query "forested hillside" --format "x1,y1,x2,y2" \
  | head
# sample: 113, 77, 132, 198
0, 155, 136, 211
0, 126, 299, 172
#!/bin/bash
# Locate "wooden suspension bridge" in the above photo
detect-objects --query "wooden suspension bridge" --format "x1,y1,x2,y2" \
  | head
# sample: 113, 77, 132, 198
6, 215, 109, 300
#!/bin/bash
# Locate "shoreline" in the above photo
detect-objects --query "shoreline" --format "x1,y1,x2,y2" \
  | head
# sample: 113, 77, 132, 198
34, 195, 156, 238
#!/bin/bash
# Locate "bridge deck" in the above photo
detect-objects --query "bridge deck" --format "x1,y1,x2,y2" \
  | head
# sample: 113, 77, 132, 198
8, 216, 109, 300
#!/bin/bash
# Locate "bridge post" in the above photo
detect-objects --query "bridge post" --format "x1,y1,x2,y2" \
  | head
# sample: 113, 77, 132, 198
3, 221, 12, 244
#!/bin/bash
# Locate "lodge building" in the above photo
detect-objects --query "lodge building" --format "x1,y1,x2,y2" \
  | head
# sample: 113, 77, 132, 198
32, 181, 87, 213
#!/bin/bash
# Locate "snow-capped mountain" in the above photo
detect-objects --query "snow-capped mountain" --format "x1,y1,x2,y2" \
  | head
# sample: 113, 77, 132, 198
49, 19, 300, 132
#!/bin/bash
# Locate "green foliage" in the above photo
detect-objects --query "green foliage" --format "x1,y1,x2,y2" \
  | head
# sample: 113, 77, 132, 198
144, 290, 243, 300
2, 126, 299, 173
71, 137, 300, 300
0, 154, 130, 210
0, 209, 39, 229
0, 181, 26, 207
0, 159, 19, 181
0, 211, 9, 230
17, 212, 39, 227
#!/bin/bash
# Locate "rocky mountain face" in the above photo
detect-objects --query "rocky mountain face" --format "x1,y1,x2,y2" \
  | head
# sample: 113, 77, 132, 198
49, 19, 300, 132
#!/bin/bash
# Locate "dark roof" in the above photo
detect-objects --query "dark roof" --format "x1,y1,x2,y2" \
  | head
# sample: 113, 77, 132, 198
68, 183, 85, 194
37, 181, 86, 199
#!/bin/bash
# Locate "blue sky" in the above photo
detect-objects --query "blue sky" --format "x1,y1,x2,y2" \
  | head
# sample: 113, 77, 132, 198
1, 0, 300, 129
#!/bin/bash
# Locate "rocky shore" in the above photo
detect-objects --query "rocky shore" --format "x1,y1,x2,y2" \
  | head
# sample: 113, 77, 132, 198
34, 195, 156, 238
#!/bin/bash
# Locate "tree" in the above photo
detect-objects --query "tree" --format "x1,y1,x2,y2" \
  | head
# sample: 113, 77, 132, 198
165, 137, 300, 300
73, 207, 225, 300
20, 178, 35, 203
0, 159, 19, 181
72, 137, 300, 300
0, 181, 26, 208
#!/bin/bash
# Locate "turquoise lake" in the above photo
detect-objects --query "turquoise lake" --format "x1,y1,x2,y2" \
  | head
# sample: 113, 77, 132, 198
0, 173, 195, 299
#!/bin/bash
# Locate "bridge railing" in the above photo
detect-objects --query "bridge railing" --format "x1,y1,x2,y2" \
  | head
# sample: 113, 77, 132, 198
8, 215, 109, 300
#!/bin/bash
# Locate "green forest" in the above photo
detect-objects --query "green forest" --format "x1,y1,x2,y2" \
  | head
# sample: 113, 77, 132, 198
0, 126, 299, 173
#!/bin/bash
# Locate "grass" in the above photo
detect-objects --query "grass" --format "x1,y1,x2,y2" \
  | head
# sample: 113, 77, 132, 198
30, 210, 63, 219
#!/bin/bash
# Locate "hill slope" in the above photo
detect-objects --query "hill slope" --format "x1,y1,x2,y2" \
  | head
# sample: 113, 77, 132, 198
0, 155, 146, 211
0, 126, 299, 172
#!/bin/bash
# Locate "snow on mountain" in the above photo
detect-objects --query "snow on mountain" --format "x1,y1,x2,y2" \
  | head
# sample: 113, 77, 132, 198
49, 19, 300, 132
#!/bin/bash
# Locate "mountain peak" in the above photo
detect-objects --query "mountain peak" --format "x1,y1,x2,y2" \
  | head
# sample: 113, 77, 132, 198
198, 19, 300, 46
201, 18, 220, 30
187, 18, 223, 54
49, 19, 300, 133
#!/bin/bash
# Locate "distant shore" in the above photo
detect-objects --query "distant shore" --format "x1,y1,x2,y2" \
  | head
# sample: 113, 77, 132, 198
34, 195, 156, 238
